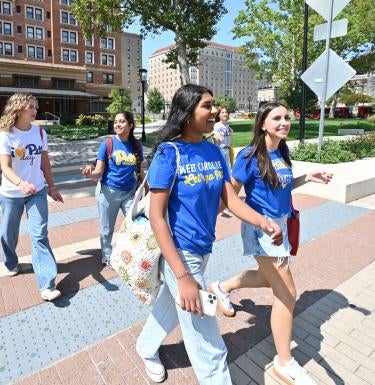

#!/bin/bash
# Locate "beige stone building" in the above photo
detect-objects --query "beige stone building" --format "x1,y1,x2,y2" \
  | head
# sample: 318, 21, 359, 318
0, 0, 142, 122
149, 42, 258, 111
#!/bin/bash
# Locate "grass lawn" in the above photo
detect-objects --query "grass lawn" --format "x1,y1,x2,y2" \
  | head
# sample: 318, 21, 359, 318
230, 119, 375, 147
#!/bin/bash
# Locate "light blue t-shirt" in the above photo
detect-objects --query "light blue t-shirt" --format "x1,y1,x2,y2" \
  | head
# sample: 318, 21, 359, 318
147, 140, 230, 255
232, 146, 293, 218
98, 136, 143, 191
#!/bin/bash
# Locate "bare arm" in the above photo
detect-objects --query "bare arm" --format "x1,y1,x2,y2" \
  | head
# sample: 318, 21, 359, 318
41, 151, 63, 202
293, 171, 333, 190
222, 177, 283, 245
0, 154, 37, 195
150, 189, 202, 315
80, 160, 105, 182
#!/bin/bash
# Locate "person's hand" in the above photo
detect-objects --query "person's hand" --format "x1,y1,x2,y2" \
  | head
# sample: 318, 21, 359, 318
19, 180, 37, 195
260, 219, 283, 246
306, 171, 333, 184
48, 187, 64, 203
80, 165, 98, 181
177, 275, 203, 315
213, 132, 224, 142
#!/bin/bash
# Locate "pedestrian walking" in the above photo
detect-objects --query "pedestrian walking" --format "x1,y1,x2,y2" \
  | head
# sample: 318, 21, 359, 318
81, 111, 143, 267
213, 106, 233, 171
209, 102, 333, 385
0, 93, 63, 301
135, 85, 283, 384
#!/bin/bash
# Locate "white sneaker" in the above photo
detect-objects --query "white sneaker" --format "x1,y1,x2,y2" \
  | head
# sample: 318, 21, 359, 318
142, 355, 165, 383
7, 265, 19, 277
41, 288, 61, 301
273, 355, 317, 385
208, 281, 235, 317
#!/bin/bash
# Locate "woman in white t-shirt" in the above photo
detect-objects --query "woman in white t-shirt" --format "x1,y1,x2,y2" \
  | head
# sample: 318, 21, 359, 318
212, 107, 233, 171
0, 93, 63, 301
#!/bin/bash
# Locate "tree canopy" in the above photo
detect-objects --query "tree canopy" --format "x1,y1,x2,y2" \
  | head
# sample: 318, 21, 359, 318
147, 88, 165, 114
215, 96, 237, 113
233, 0, 375, 108
72, 0, 227, 85
106, 88, 132, 117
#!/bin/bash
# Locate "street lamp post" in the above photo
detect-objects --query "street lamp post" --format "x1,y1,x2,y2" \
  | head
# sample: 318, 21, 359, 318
119, 88, 124, 111
248, 97, 251, 114
139, 68, 147, 142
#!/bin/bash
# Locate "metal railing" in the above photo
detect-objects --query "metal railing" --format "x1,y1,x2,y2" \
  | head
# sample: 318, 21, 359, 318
44, 112, 61, 125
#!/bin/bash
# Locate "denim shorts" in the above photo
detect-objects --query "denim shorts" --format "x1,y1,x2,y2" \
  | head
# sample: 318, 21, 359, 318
241, 215, 291, 261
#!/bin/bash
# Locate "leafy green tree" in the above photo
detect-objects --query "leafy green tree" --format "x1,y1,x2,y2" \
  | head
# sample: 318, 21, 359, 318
233, 0, 375, 109
106, 88, 132, 118
147, 88, 165, 114
215, 96, 237, 113
72, 0, 227, 85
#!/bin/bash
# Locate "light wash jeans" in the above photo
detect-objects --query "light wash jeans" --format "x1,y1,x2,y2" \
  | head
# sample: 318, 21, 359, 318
220, 148, 231, 172
136, 250, 232, 385
0, 188, 58, 290
95, 183, 135, 261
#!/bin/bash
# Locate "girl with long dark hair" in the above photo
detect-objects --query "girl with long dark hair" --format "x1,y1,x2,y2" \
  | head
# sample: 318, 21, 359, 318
136, 85, 283, 384
209, 102, 332, 385
81, 111, 143, 266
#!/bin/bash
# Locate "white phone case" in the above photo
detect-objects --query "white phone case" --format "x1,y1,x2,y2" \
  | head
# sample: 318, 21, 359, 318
175, 289, 217, 316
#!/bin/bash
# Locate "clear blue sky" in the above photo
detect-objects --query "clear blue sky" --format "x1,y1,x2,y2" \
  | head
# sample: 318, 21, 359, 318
126, 0, 248, 69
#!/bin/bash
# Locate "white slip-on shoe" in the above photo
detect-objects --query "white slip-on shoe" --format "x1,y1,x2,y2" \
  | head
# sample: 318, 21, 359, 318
273, 355, 318, 385
142, 355, 166, 383
208, 281, 235, 317
41, 288, 62, 302
7, 265, 19, 277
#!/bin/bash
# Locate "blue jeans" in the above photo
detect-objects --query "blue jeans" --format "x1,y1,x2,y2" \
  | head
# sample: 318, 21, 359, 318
136, 250, 232, 385
95, 183, 135, 260
220, 148, 231, 172
0, 188, 57, 290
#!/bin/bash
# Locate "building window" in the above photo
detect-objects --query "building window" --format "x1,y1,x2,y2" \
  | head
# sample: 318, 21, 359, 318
52, 78, 75, 89
62, 48, 77, 62
60, 0, 74, 4
0, 21, 12, 35
61, 11, 76, 25
85, 36, 93, 46
18, 45, 22, 53
61, 30, 77, 44
85, 51, 93, 64
0, 41, 13, 56
27, 45, 44, 59
26, 6, 43, 20
87, 71, 93, 83
100, 37, 114, 50
13, 76, 39, 88
102, 73, 113, 84
26, 26, 44, 40
0, 1, 11, 15
101, 54, 114, 66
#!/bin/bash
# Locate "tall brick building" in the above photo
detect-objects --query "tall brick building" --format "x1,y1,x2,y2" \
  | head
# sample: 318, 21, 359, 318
0, 0, 142, 122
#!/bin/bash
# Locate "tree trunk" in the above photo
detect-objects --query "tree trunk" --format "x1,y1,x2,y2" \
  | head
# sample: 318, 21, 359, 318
329, 92, 338, 118
175, 32, 190, 85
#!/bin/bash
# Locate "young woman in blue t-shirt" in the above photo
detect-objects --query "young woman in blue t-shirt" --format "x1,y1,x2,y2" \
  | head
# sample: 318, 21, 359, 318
209, 102, 332, 385
81, 111, 143, 266
135, 85, 283, 384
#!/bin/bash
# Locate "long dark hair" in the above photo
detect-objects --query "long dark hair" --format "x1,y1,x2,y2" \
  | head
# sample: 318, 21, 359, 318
148, 84, 213, 160
246, 102, 292, 189
116, 111, 142, 173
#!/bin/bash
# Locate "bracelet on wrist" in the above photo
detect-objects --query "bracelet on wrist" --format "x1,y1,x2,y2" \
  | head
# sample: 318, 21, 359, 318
15, 178, 22, 186
176, 270, 190, 280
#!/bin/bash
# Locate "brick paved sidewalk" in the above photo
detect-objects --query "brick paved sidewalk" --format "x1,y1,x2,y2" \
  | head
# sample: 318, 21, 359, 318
1, 193, 374, 385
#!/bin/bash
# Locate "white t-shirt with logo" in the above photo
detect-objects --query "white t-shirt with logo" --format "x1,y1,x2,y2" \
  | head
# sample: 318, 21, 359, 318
0, 124, 47, 197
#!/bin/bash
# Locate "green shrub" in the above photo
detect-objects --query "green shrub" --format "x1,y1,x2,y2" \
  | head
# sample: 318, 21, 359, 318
291, 135, 374, 163
367, 115, 375, 123
75, 114, 106, 127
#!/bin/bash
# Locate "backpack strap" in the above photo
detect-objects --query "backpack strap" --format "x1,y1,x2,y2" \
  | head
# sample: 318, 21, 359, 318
132, 139, 142, 178
39, 127, 44, 141
105, 136, 113, 160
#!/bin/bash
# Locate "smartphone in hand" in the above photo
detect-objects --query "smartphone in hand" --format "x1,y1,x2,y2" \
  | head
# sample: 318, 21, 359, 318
176, 289, 217, 316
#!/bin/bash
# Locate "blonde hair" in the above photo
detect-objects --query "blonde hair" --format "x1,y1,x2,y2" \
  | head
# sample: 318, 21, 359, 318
0, 93, 38, 132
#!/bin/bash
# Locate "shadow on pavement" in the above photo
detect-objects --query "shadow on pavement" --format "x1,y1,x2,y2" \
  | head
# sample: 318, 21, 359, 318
156, 289, 371, 384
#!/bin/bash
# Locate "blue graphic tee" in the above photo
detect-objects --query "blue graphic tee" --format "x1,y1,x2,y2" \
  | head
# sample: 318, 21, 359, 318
97, 136, 143, 191
147, 140, 230, 255
232, 146, 293, 218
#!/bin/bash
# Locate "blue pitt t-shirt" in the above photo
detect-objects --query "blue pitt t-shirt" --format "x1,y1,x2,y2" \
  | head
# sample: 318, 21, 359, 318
147, 140, 230, 255
232, 146, 293, 218
98, 136, 143, 191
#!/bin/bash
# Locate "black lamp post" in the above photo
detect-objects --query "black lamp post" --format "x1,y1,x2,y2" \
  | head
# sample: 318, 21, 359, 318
248, 97, 251, 113
119, 88, 124, 111
139, 68, 147, 142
